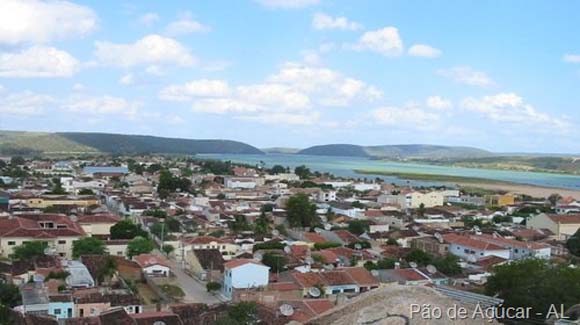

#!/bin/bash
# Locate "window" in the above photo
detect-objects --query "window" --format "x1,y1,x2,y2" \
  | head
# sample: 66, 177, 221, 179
58, 240, 66, 244
54, 309, 61, 315
7, 241, 15, 246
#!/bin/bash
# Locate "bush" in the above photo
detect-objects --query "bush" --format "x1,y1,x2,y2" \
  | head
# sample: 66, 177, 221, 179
252, 242, 285, 252
314, 242, 341, 250
206, 282, 222, 292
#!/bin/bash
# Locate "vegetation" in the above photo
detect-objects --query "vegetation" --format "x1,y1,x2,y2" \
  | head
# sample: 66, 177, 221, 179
158, 169, 192, 198
486, 259, 580, 320
126, 237, 155, 258
286, 193, 318, 228
294, 165, 312, 179
404, 250, 462, 275
44, 271, 70, 282
298, 144, 490, 159
111, 219, 149, 240
364, 257, 397, 270
47, 177, 67, 194
160, 284, 185, 299
78, 188, 95, 195
313, 242, 341, 250
347, 219, 371, 235
206, 281, 222, 292
567, 229, 580, 257
254, 212, 270, 236
217, 302, 259, 325
253, 241, 286, 252
10, 241, 47, 261
354, 170, 511, 185
261, 253, 287, 273
72, 237, 106, 258
0, 283, 22, 307
162, 244, 175, 256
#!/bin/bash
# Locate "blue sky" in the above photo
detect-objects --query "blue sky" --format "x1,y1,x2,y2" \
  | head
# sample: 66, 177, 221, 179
1, 0, 580, 153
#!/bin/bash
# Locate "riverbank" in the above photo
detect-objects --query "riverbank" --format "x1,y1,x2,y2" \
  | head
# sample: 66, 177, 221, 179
354, 169, 580, 198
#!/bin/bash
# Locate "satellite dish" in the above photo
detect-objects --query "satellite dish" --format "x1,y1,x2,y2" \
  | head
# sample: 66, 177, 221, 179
325, 264, 335, 270
305, 257, 314, 265
324, 224, 332, 231
434, 232, 443, 243
409, 262, 418, 268
354, 243, 362, 250
370, 270, 379, 277
284, 246, 291, 254
253, 252, 263, 261
314, 227, 323, 234
426, 265, 438, 274
308, 287, 321, 298
272, 229, 280, 237
279, 304, 295, 317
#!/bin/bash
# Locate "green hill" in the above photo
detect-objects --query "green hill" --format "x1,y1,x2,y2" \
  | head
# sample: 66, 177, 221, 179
0, 131, 263, 156
297, 144, 492, 159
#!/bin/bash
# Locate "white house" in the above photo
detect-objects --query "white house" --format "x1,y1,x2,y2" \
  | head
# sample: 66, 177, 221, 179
443, 233, 510, 262
134, 254, 171, 277
352, 183, 381, 192
317, 190, 337, 202
224, 177, 257, 189
222, 259, 269, 300
528, 213, 580, 240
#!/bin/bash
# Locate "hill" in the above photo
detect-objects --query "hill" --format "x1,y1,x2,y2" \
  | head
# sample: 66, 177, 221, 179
297, 144, 492, 159
261, 147, 301, 154
0, 131, 263, 156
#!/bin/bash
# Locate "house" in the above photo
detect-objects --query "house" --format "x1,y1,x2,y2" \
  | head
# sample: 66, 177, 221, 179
224, 177, 259, 189
77, 214, 120, 238
0, 214, 86, 259
329, 202, 364, 219
21, 282, 50, 316
316, 190, 337, 202
410, 236, 449, 256
442, 233, 511, 261
527, 213, 580, 240
466, 233, 551, 259
186, 249, 225, 281
375, 268, 448, 286
222, 259, 270, 300
134, 254, 171, 277
484, 194, 515, 207
105, 239, 130, 257
73, 290, 111, 318
49, 294, 75, 320
280, 267, 379, 297
64, 260, 95, 288
184, 236, 239, 260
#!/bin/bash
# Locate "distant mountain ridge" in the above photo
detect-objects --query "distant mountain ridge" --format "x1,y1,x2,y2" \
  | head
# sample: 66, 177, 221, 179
298, 144, 493, 159
0, 131, 263, 155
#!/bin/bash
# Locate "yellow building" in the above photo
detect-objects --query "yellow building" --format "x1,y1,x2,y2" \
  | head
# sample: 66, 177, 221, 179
484, 194, 515, 207
25, 196, 100, 209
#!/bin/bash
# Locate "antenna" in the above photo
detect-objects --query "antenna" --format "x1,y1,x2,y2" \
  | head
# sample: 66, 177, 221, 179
370, 270, 379, 277
253, 252, 263, 261
279, 304, 295, 317
305, 257, 314, 265
314, 227, 323, 234
409, 262, 418, 268
272, 229, 280, 237
308, 287, 321, 298
426, 265, 438, 274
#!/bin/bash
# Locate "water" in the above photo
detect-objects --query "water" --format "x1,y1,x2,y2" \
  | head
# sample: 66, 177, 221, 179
198, 153, 580, 190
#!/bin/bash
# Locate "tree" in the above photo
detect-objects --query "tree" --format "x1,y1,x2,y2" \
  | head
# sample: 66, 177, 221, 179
486, 259, 580, 321
10, 241, 47, 261
10, 156, 25, 166
417, 203, 426, 217
229, 214, 251, 233
48, 177, 67, 195
286, 193, 317, 228
348, 220, 370, 235
227, 302, 258, 325
143, 209, 167, 218
548, 193, 562, 206
567, 229, 580, 257
72, 237, 106, 258
313, 242, 341, 250
351, 201, 365, 209
78, 188, 95, 195
377, 258, 397, 269
262, 253, 287, 273
294, 165, 311, 179
126, 237, 155, 258
162, 244, 175, 256
110, 220, 148, 240
206, 281, 222, 292
405, 249, 433, 266
433, 254, 462, 275
254, 212, 270, 236
0, 283, 21, 307
270, 165, 286, 174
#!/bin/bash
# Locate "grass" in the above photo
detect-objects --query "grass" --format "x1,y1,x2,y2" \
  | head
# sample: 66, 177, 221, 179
353, 169, 511, 184
159, 284, 185, 299
0, 131, 99, 155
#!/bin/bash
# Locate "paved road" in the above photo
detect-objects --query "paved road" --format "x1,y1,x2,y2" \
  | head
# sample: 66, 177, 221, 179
152, 249, 223, 305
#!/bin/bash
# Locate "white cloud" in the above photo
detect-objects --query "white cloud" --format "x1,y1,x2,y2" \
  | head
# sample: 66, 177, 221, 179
191, 98, 261, 114
563, 53, 580, 63
0, 90, 54, 115
119, 73, 135, 86
238, 112, 320, 125
139, 13, 160, 27
352, 27, 404, 56
312, 13, 362, 31
0, 0, 97, 45
408, 44, 442, 58
63, 95, 143, 118
255, 0, 319, 9
371, 106, 440, 129
160, 79, 232, 101
202, 60, 232, 72
72, 83, 85, 91
437, 66, 495, 87
165, 13, 210, 37
461, 93, 569, 130
237, 83, 310, 110
94, 34, 196, 68
426, 96, 453, 111
0, 46, 79, 78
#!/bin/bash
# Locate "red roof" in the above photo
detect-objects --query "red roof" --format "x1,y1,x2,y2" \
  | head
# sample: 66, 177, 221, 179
548, 214, 580, 224
134, 254, 169, 268
304, 232, 326, 244
0, 215, 85, 238
394, 268, 428, 282
343, 267, 380, 286
442, 233, 505, 251
77, 214, 120, 224
223, 259, 265, 269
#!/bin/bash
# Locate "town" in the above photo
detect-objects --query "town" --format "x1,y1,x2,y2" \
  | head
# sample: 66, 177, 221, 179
0, 155, 579, 324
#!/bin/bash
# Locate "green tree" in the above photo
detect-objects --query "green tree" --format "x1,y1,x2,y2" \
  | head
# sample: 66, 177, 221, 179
229, 215, 250, 233
377, 257, 397, 269
405, 249, 433, 266
417, 203, 426, 217
48, 177, 67, 195
270, 165, 286, 174
93, 256, 117, 285
548, 193, 562, 206
162, 244, 175, 256
206, 281, 222, 292
78, 188, 95, 195
254, 211, 270, 236
126, 237, 155, 258
294, 165, 311, 179
227, 302, 258, 325
110, 220, 148, 240
567, 229, 580, 256
348, 220, 370, 235
72, 237, 106, 258
433, 254, 462, 275
0, 283, 21, 307
286, 193, 317, 228
10, 241, 47, 261
262, 253, 287, 273
486, 259, 580, 320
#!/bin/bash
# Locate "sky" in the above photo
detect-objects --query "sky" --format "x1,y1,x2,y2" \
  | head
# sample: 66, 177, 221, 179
1, 0, 580, 153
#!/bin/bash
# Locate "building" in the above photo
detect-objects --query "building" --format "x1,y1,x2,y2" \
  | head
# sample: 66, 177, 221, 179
77, 214, 120, 238
21, 282, 50, 316
49, 294, 75, 320
64, 260, 95, 288
134, 254, 171, 277
0, 214, 85, 259
185, 249, 225, 281
484, 194, 515, 207
410, 236, 449, 256
527, 213, 580, 241
184, 236, 239, 260
223, 259, 270, 300
442, 233, 511, 261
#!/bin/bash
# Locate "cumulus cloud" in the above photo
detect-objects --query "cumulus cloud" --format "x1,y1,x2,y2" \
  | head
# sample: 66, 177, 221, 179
0, 46, 79, 78
312, 13, 362, 31
94, 34, 196, 68
461, 93, 569, 130
139, 13, 160, 27
437, 66, 495, 87
63, 95, 143, 118
159, 79, 231, 101
563, 53, 580, 63
0, 90, 55, 115
352, 27, 404, 56
0, 0, 97, 45
119, 73, 135, 86
238, 112, 320, 125
408, 44, 442, 58
165, 13, 210, 36
426, 96, 453, 111
254, 0, 319, 9
371, 106, 440, 129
